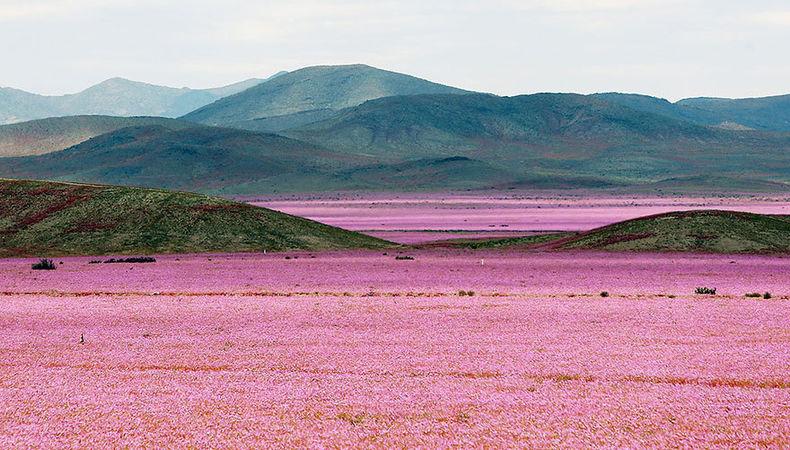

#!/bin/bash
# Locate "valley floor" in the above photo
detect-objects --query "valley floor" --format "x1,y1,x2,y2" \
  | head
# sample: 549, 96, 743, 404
252, 192, 790, 244
0, 250, 788, 447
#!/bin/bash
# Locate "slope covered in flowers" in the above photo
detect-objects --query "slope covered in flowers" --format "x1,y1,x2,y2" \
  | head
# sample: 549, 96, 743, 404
0, 179, 390, 257
558, 210, 790, 253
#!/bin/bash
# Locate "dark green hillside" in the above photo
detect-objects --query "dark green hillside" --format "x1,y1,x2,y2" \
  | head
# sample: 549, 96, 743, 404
0, 125, 373, 193
290, 93, 719, 158
596, 92, 790, 132
592, 93, 720, 126
0, 92, 788, 194
0, 115, 191, 157
337, 156, 521, 190
433, 211, 790, 254
231, 109, 340, 133
0, 179, 390, 257
559, 210, 790, 253
183, 64, 470, 126
288, 93, 790, 185
677, 95, 790, 131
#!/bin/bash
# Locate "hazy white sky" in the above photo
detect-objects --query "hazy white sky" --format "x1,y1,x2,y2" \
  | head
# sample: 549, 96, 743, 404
1, 0, 788, 100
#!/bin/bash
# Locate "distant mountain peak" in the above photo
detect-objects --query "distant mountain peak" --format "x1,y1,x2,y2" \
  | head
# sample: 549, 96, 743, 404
182, 63, 471, 126
0, 74, 278, 124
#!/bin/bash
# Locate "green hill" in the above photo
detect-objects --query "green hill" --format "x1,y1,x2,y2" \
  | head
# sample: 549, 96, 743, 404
677, 95, 790, 131
0, 179, 390, 257
436, 211, 790, 254
0, 116, 192, 157
289, 93, 721, 157
182, 64, 470, 126
0, 125, 374, 193
559, 210, 790, 253
230, 109, 340, 133
288, 93, 790, 185
1, 93, 788, 194
594, 92, 790, 132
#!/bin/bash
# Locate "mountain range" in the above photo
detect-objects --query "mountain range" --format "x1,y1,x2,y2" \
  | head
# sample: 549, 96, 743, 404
594, 93, 790, 132
0, 72, 285, 125
0, 64, 788, 194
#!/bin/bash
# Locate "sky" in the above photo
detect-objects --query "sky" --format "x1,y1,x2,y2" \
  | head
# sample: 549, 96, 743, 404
0, 0, 788, 101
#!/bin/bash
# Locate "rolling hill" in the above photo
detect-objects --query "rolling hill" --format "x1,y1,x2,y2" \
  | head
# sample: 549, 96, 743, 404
182, 64, 470, 127
557, 210, 790, 253
0, 115, 192, 157
0, 74, 283, 125
0, 124, 375, 193
287, 93, 790, 185
438, 211, 790, 254
0, 123, 523, 194
0, 178, 389, 257
230, 109, 341, 133
594, 93, 790, 132
677, 95, 790, 131
1, 92, 789, 194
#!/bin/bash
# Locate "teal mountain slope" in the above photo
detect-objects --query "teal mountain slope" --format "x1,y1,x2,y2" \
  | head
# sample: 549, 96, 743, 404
595, 92, 790, 132
0, 93, 788, 194
182, 64, 471, 126
287, 93, 790, 184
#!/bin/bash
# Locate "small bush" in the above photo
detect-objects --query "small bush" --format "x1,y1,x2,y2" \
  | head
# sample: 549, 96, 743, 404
694, 287, 716, 295
104, 257, 156, 264
458, 290, 475, 297
600, 291, 610, 298
763, 292, 772, 299
31, 259, 56, 270
395, 255, 415, 260
745, 292, 762, 298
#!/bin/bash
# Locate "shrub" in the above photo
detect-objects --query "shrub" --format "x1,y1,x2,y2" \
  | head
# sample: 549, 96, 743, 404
104, 257, 156, 264
763, 292, 772, 299
458, 290, 475, 297
694, 287, 716, 295
31, 259, 56, 270
395, 255, 415, 260
600, 291, 610, 297
745, 292, 762, 298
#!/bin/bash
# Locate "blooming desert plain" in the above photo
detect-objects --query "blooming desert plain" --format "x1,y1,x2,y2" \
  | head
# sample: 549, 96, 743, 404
2, 8, 790, 445
1, 193, 788, 448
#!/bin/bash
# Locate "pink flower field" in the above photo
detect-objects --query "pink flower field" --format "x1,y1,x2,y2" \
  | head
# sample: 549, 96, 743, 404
1, 250, 788, 447
254, 193, 790, 243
